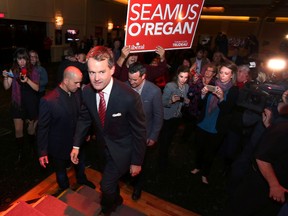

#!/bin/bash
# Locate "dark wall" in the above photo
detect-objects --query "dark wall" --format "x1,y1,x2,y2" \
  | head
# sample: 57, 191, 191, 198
0, 19, 46, 67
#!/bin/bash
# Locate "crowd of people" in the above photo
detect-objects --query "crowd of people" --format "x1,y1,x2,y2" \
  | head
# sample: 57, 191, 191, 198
2, 36, 288, 215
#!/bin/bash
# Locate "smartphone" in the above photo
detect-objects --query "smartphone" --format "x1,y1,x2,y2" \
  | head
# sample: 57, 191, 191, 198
206, 85, 216, 92
179, 97, 184, 102
3, 71, 14, 78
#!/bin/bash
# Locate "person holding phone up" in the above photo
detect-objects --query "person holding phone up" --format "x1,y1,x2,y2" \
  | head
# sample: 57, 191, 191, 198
190, 61, 239, 184
158, 65, 190, 171
2, 48, 39, 164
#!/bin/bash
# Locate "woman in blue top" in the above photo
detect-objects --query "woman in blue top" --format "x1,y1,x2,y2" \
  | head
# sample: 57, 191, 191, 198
191, 61, 238, 184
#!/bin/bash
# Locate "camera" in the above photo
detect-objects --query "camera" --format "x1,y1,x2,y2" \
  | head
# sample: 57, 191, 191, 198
237, 81, 287, 113
20, 68, 27, 80
237, 58, 288, 113
179, 97, 184, 102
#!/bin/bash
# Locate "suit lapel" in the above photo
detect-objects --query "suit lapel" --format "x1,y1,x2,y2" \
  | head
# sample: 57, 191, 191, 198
104, 81, 120, 130
141, 82, 148, 98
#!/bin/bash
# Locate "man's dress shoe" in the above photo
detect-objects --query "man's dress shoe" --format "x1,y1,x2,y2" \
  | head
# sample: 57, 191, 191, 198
132, 188, 142, 200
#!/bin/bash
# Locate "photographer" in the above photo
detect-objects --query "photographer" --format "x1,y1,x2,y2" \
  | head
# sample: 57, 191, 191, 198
227, 63, 288, 192
223, 90, 288, 216
2, 48, 39, 164
218, 64, 251, 174
190, 61, 238, 184
187, 63, 217, 122
158, 65, 190, 171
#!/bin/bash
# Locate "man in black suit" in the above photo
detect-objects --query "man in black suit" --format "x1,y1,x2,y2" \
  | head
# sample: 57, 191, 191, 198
228, 46, 244, 66
70, 46, 147, 214
56, 48, 88, 86
37, 66, 95, 193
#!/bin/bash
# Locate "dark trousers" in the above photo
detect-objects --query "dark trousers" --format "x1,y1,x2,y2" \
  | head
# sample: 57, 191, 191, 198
194, 127, 223, 177
158, 118, 181, 170
132, 146, 155, 190
219, 130, 242, 163
52, 149, 87, 189
100, 147, 124, 212
223, 166, 283, 216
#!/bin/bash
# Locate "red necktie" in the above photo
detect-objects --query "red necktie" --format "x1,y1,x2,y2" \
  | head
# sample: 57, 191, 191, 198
98, 91, 106, 127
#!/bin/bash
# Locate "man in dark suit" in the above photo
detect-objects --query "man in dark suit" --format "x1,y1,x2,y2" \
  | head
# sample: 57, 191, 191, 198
70, 46, 147, 215
37, 66, 95, 193
190, 48, 210, 75
56, 48, 88, 86
127, 62, 163, 200
228, 46, 244, 66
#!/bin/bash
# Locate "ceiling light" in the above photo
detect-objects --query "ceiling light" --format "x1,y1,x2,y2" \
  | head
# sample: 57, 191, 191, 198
113, 0, 128, 4
275, 17, 288, 22
200, 15, 255, 21
202, 7, 225, 13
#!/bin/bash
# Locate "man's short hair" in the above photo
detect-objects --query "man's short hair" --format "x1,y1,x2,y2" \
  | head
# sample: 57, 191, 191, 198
129, 62, 146, 76
86, 46, 114, 69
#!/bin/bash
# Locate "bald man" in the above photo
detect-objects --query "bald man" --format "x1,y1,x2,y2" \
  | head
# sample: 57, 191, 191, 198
37, 66, 95, 193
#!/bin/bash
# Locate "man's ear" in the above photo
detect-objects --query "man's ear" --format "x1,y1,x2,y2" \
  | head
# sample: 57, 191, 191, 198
63, 77, 68, 85
110, 66, 115, 76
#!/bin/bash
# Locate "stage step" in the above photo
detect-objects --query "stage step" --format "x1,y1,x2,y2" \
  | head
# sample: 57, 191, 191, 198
77, 185, 101, 203
58, 188, 102, 216
2, 201, 45, 216
4, 168, 199, 216
76, 185, 147, 216
33, 194, 84, 216
2, 187, 146, 216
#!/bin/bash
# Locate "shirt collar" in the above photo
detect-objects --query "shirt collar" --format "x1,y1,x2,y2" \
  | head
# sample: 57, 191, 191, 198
100, 77, 113, 95
133, 79, 145, 95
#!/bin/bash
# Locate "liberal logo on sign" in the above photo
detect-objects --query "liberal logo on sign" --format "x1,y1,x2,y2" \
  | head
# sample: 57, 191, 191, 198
125, 0, 205, 52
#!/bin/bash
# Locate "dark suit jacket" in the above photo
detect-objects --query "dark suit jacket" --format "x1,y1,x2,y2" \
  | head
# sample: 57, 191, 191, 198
74, 79, 147, 174
140, 80, 163, 141
228, 55, 244, 66
37, 86, 82, 160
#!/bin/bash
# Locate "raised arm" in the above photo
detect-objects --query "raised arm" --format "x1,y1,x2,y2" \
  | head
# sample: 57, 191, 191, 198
2, 70, 13, 90
116, 46, 130, 67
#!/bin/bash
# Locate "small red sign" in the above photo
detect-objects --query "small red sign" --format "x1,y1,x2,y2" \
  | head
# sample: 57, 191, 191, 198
125, 0, 205, 53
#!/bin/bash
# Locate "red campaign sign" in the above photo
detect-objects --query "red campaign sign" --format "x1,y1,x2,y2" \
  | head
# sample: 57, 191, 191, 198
125, 0, 205, 53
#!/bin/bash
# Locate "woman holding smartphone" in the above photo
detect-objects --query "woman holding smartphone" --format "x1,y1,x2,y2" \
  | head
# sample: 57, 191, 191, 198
2, 48, 39, 163
158, 65, 190, 171
191, 61, 238, 184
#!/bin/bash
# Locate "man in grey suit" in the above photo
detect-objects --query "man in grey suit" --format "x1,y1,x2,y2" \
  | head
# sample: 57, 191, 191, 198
128, 62, 163, 200
70, 46, 146, 215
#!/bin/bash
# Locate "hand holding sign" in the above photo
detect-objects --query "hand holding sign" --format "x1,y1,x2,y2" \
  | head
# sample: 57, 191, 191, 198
155, 46, 165, 61
121, 46, 131, 59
